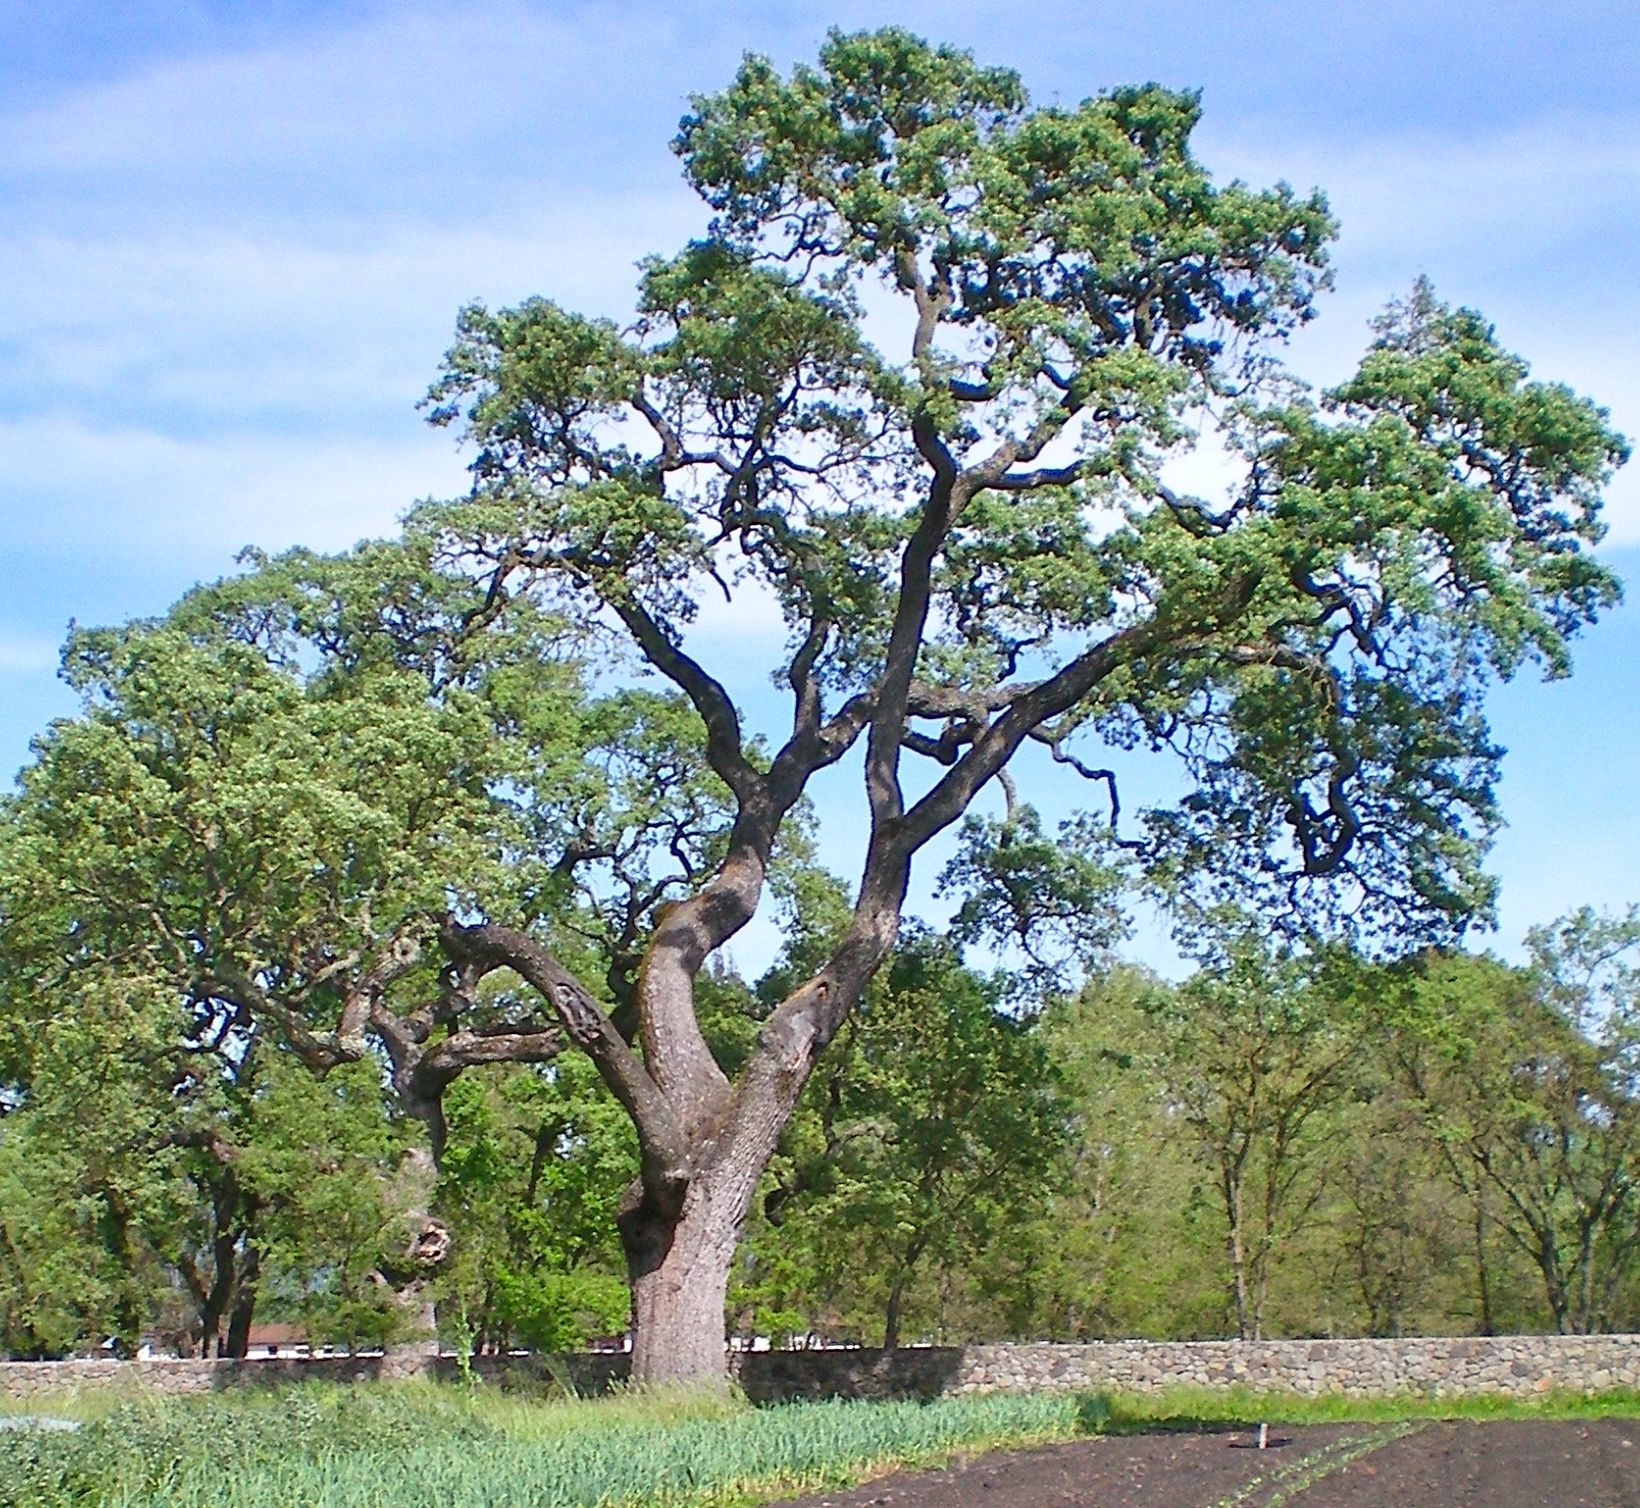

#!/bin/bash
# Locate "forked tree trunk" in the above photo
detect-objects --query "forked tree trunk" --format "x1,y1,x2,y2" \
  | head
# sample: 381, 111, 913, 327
622, 1178, 737, 1388
439, 876, 904, 1391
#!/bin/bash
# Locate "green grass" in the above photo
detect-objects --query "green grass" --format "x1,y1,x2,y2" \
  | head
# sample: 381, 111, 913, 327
0, 1382, 1089, 1508
1, 1378, 1635, 1508
0, 1386, 157, 1424
1097, 1381, 1640, 1431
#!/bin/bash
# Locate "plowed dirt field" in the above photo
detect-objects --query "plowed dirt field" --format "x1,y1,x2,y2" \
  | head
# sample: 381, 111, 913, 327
777, 1418, 1639, 1508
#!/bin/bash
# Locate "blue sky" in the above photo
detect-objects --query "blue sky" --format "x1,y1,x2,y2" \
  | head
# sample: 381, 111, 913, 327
2, 1, 1636, 974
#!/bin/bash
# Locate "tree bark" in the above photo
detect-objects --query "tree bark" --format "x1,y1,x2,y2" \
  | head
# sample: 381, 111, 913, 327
357, 1145, 450, 1367
621, 1178, 735, 1389
1223, 1169, 1253, 1341
224, 1246, 259, 1358
883, 1274, 907, 1351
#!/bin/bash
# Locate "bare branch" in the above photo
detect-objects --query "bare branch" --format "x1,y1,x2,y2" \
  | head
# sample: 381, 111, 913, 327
787, 614, 831, 741
896, 566, 1263, 855
995, 766, 1020, 822
199, 963, 363, 1074
1029, 731, 1126, 829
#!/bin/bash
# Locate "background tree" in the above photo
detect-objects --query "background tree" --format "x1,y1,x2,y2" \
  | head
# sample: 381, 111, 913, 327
989, 964, 1228, 1340
1325, 1062, 1470, 1339
238, 1052, 418, 1356
0, 962, 410, 1358
1130, 924, 1366, 1340
433, 1057, 633, 1356
1393, 915, 1640, 1333
0, 537, 733, 1325
0, 582, 521, 1339
744, 929, 1066, 1348
0, 981, 179, 1356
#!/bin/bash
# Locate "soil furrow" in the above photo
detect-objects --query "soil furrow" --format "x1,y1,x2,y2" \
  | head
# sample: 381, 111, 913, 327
773, 1417, 1640, 1508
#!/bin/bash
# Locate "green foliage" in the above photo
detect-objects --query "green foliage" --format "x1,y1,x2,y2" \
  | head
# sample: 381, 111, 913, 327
0, 1385, 1090, 1508
0, 573, 470, 1355
246, 1055, 416, 1352
940, 807, 1128, 996
0, 597, 510, 1064
0, 983, 414, 1358
1, 26, 1631, 1378
416, 27, 1626, 952
0, 1117, 142, 1357
1003, 965, 1232, 1339
1143, 925, 1370, 1339
1389, 913, 1640, 1333
0, 529, 749, 1355
742, 932, 1068, 1345
434, 1061, 633, 1353
0, 970, 190, 1354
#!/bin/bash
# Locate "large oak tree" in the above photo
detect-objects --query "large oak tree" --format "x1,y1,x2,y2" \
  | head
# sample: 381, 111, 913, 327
3, 28, 1625, 1386
407, 29, 1622, 1383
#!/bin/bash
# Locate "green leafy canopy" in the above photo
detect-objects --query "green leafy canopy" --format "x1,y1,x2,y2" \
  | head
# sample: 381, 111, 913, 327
414, 26, 1625, 947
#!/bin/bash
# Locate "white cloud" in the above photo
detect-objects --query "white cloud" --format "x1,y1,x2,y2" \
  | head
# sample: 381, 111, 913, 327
0, 188, 700, 420
0, 413, 468, 565
1217, 114, 1640, 270
0, 635, 59, 675
1, 4, 650, 184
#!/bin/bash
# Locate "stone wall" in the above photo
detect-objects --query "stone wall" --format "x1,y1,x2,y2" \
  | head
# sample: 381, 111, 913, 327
0, 1350, 434, 1402
855, 1336, 1640, 1400
3, 1335, 1637, 1404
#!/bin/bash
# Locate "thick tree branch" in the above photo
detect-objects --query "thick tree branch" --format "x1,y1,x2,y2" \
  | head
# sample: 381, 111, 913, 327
201, 963, 362, 1073
414, 1022, 566, 1091
440, 918, 690, 1201
863, 471, 963, 829
967, 398, 1083, 490
607, 593, 763, 808
898, 569, 1262, 854
985, 459, 1096, 491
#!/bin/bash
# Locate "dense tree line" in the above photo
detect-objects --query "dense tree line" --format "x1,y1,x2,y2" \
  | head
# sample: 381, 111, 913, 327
733, 909, 1640, 1347
3, 826, 1635, 1356
0, 28, 1630, 1376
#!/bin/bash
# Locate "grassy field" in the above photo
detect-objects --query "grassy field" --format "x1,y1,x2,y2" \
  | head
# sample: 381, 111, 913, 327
1, 1380, 1636, 1508
0, 1383, 1085, 1508
1095, 1382, 1640, 1430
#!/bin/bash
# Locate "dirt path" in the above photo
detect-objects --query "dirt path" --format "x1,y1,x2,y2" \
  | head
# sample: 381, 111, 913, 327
776, 1418, 1640, 1508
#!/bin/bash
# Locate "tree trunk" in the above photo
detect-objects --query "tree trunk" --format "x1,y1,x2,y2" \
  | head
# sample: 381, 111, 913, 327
224, 1246, 259, 1359
381, 1147, 449, 1365
195, 1267, 229, 1358
1575, 1221, 1598, 1335
622, 1179, 735, 1388
1473, 1189, 1495, 1336
1223, 1172, 1252, 1341
883, 1273, 908, 1351
201, 1183, 242, 1356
